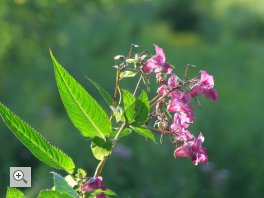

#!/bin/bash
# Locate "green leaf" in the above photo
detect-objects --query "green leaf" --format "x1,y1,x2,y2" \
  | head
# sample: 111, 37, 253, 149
87, 78, 113, 106
89, 188, 118, 198
111, 128, 132, 139
50, 51, 112, 140
91, 137, 113, 160
110, 106, 124, 123
130, 126, 156, 143
124, 90, 149, 124
6, 187, 25, 198
119, 71, 137, 80
134, 90, 149, 124
122, 90, 135, 109
0, 103, 75, 174
38, 190, 74, 198
52, 172, 78, 198
122, 90, 136, 122
75, 168, 87, 180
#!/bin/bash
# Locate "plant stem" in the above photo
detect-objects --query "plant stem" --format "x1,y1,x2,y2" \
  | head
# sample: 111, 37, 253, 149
93, 122, 127, 177
110, 70, 120, 121
184, 64, 190, 81
93, 72, 143, 178
113, 122, 127, 141
149, 94, 160, 104
147, 126, 173, 134
93, 157, 107, 177
133, 75, 142, 96
113, 70, 120, 106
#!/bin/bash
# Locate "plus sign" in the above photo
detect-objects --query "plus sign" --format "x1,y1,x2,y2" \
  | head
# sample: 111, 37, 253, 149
16, 172, 21, 179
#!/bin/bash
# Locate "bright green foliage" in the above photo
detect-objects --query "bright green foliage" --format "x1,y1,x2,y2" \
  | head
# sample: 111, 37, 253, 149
123, 90, 136, 122
133, 90, 149, 124
130, 126, 156, 143
88, 189, 118, 198
6, 188, 25, 198
124, 90, 149, 124
50, 51, 112, 140
52, 172, 78, 198
38, 190, 75, 198
111, 128, 132, 139
91, 137, 113, 160
123, 90, 136, 109
0, 103, 75, 174
110, 106, 124, 123
75, 168, 87, 180
87, 78, 113, 106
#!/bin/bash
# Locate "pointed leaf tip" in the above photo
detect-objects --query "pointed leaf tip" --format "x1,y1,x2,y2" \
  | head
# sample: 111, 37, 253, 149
50, 52, 112, 140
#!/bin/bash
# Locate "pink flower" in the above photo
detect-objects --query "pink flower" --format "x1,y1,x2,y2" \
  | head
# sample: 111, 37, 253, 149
204, 88, 218, 101
168, 74, 178, 90
174, 133, 208, 165
174, 130, 194, 142
170, 90, 191, 104
81, 176, 106, 197
157, 85, 168, 96
181, 92, 191, 104
170, 113, 191, 132
143, 45, 172, 74
200, 70, 214, 87
168, 100, 195, 121
81, 176, 103, 192
190, 70, 218, 101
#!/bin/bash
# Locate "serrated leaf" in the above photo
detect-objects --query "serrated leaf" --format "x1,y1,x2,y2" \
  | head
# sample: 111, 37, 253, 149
91, 137, 113, 160
120, 71, 137, 79
87, 78, 113, 106
38, 190, 74, 198
6, 187, 25, 198
130, 126, 156, 143
50, 51, 111, 140
52, 172, 78, 198
124, 90, 149, 124
122, 90, 135, 109
0, 103, 75, 174
134, 90, 149, 124
122, 90, 136, 122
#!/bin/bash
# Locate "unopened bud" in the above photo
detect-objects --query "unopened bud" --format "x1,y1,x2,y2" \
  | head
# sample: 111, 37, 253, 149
114, 55, 125, 61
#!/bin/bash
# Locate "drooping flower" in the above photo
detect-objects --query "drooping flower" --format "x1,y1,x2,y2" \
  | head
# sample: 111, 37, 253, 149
170, 112, 191, 132
81, 176, 103, 192
168, 100, 195, 122
157, 85, 168, 96
170, 90, 191, 104
174, 133, 208, 165
143, 45, 172, 74
81, 176, 106, 197
190, 70, 218, 101
168, 74, 178, 90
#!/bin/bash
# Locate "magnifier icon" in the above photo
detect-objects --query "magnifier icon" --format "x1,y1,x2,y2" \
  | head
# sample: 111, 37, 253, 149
13, 170, 28, 184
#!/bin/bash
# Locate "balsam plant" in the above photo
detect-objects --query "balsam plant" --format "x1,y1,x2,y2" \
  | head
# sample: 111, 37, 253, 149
1, 44, 218, 198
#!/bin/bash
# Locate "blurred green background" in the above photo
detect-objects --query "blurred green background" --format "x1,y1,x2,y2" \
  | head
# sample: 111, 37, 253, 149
1, 0, 264, 197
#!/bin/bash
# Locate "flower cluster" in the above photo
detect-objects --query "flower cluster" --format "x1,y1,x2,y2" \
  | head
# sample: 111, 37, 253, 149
81, 176, 106, 198
142, 45, 218, 165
